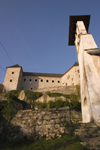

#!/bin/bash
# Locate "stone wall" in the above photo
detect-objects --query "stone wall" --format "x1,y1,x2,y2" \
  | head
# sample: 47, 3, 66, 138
11, 107, 71, 140
35, 85, 77, 95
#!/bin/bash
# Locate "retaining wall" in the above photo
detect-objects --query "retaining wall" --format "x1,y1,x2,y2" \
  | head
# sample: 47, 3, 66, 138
11, 107, 71, 140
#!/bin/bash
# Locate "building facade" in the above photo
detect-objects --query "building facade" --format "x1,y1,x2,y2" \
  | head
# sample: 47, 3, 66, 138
3, 62, 80, 92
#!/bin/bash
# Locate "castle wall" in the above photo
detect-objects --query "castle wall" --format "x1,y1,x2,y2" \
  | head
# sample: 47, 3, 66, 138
61, 66, 80, 86
22, 75, 61, 91
3, 67, 22, 92
3, 64, 80, 92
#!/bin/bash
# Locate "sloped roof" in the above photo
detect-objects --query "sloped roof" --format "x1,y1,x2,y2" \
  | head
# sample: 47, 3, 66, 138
6, 64, 23, 72
62, 62, 79, 77
6, 62, 79, 77
6, 64, 22, 68
23, 72, 63, 77
73, 62, 79, 66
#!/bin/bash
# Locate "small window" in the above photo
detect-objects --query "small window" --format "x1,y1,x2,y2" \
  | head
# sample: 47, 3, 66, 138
31, 88, 33, 90
72, 78, 73, 81
58, 81, 60, 83
46, 80, 49, 82
24, 79, 26, 81
67, 75, 70, 79
78, 70, 80, 73
41, 79, 43, 82
29, 79, 31, 81
52, 80, 54, 83
10, 79, 12, 82
12, 72, 14, 74
35, 79, 37, 82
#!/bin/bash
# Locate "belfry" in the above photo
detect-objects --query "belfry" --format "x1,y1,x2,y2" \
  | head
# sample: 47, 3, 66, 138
68, 15, 100, 126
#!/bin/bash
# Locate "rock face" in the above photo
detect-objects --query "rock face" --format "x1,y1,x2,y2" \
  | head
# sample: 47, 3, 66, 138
75, 20, 100, 126
11, 107, 72, 140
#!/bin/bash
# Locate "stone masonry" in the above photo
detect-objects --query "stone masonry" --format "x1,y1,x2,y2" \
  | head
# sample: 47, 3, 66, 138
11, 107, 71, 140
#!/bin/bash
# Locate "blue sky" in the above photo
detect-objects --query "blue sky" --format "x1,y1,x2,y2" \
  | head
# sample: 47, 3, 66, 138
0, 0, 100, 83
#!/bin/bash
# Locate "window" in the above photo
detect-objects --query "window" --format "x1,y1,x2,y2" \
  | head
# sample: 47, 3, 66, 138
10, 79, 12, 82
46, 80, 49, 82
78, 70, 80, 73
31, 88, 33, 90
12, 72, 14, 74
52, 80, 54, 83
24, 79, 26, 81
41, 79, 43, 82
22, 87, 23, 89
35, 79, 37, 82
58, 81, 60, 83
72, 78, 73, 81
67, 75, 70, 79
29, 79, 31, 81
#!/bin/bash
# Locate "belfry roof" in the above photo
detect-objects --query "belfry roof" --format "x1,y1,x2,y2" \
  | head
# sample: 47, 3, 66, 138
68, 15, 90, 45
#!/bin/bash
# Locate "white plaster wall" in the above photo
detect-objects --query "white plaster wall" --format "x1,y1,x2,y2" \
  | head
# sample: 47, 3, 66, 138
61, 66, 80, 86
77, 29, 100, 125
3, 67, 22, 92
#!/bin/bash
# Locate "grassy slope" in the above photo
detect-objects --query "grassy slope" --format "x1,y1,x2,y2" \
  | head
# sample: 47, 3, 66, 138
0, 135, 86, 150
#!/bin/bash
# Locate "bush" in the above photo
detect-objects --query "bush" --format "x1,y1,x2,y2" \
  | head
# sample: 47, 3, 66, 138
2, 100, 17, 121
76, 84, 80, 99
47, 92, 63, 97
24, 91, 42, 101
5, 90, 21, 100
35, 102, 47, 109
47, 100, 55, 108
54, 98, 65, 108
69, 99, 81, 111
0, 101, 7, 111
35, 97, 81, 111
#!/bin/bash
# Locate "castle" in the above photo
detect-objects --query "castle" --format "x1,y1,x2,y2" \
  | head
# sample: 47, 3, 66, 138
3, 62, 80, 92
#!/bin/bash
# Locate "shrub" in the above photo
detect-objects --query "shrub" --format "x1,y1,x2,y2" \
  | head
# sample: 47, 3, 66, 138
47, 100, 55, 108
0, 101, 7, 111
5, 90, 21, 100
35, 102, 47, 109
47, 92, 63, 97
69, 99, 81, 111
24, 91, 42, 101
76, 84, 80, 99
54, 98, 65, 108
2, 100, 17, 121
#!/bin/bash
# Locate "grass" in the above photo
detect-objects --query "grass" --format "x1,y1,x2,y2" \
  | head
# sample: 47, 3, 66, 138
0, 134, 86, 150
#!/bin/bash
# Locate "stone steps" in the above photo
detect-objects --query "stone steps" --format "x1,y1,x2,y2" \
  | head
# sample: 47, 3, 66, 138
74, 123, 100, 150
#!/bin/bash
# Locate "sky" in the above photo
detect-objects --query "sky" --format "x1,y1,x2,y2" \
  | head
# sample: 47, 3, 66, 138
0, 0, 100, 84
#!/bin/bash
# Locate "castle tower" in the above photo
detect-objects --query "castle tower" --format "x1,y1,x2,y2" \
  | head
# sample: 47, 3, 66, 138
3, 64, 23, 92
